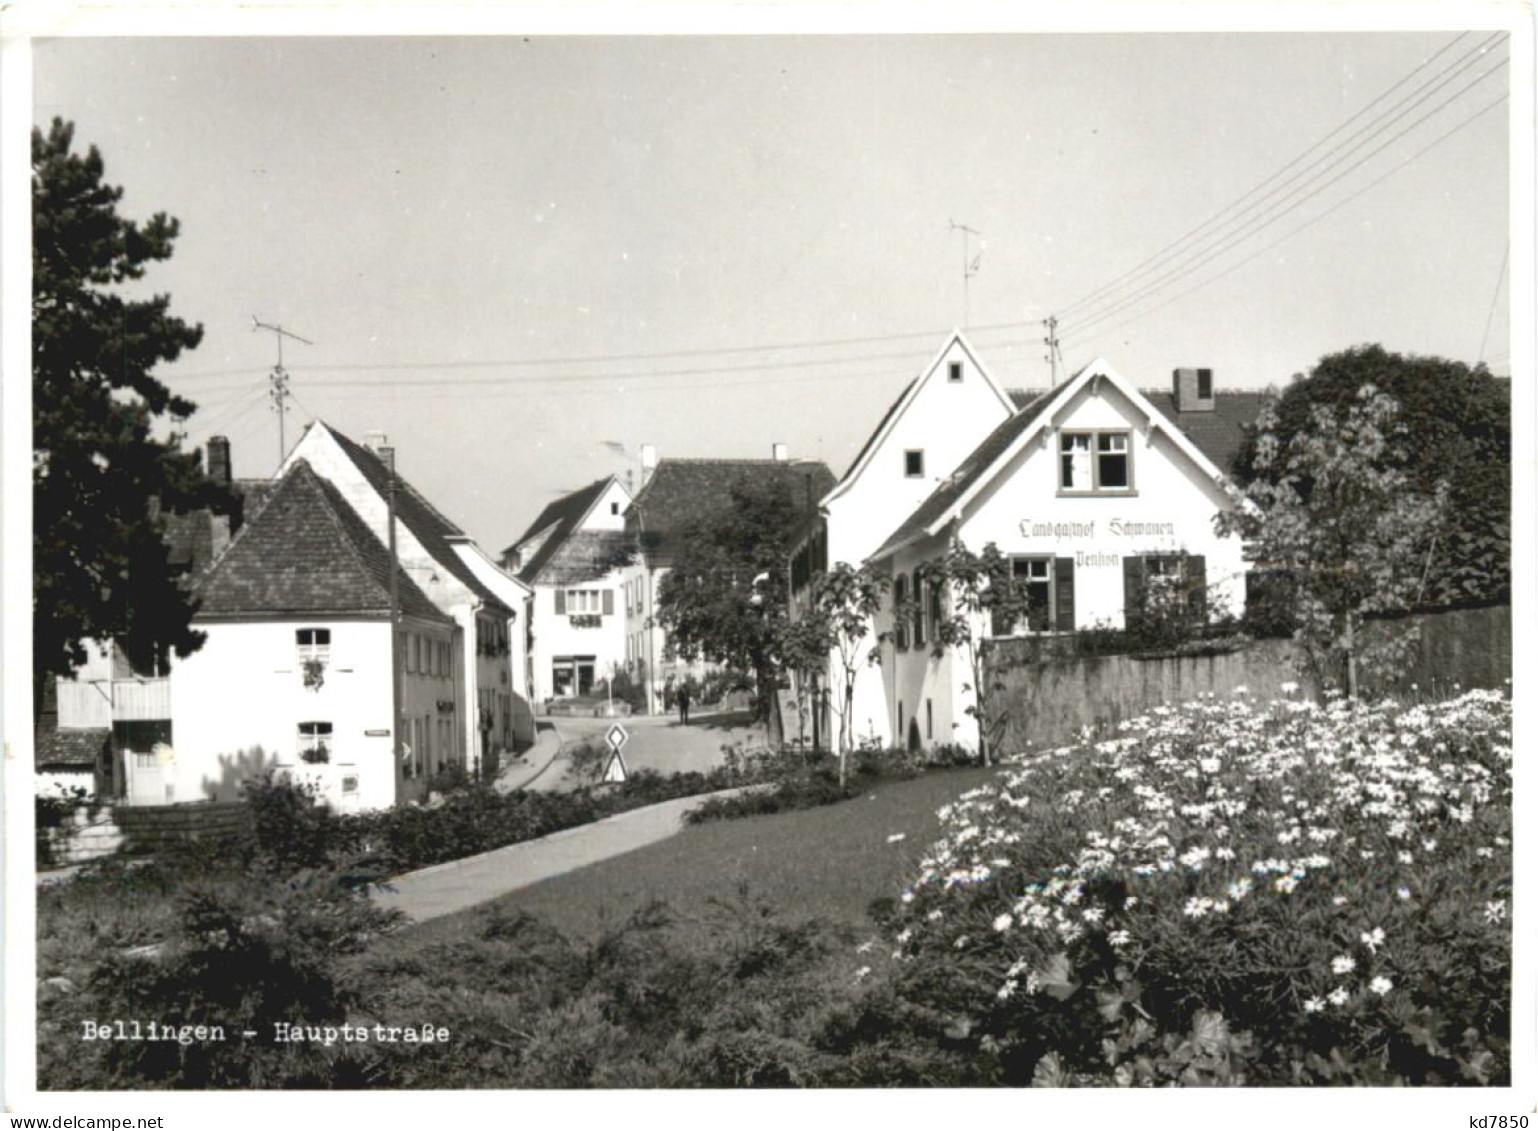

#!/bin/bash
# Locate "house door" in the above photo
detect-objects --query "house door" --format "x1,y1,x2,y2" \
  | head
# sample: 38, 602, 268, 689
126, 748, 170, 804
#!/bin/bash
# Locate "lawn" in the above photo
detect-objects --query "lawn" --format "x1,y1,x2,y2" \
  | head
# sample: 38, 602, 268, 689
382, 763, 1003, 950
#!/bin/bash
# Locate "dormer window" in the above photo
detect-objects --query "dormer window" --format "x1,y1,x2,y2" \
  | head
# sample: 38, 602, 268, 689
904, 450, 925, 478
947, 361, 963, 383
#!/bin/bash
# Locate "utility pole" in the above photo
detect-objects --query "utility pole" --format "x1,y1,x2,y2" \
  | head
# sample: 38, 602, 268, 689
252, 317, 313, 469
1042, 314, 1063, 387
949, 220, 983, 328
380, 443, 404, 801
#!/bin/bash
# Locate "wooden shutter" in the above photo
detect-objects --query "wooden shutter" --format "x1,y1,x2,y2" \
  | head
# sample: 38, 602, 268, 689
1054, 557, 1076, 631
602, 589, 614, 616
554, 589, 567, 615
912, 569, 926, 646
1123, 555, 1146, 634
1186, 555, 1207, 621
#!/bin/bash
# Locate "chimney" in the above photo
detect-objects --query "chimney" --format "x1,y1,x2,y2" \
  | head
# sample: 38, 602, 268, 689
771, 442, 789, 462
207, 435, 232, 488
364, 430, 390, 456
640, 443, 658, 487
1172, 367, 1216, 413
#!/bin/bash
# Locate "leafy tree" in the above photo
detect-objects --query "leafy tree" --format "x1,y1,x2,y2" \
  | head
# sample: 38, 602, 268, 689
655, 476, 808, 739
780, 562, 889, 785
32, 118, 232, 711
1233, 344, 1508, 606
920, 541, 1032, 766
1216, 386, 1447, 696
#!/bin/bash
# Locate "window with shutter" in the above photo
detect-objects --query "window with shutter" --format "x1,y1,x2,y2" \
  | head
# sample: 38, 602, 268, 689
1123, 555, 1147, 634
554, 589, 567, 615
1186, 555, 1207, 621
1054, 557, 1076, 631
912, 569, 927, 646
893, 575, 909, 650
602, 589, 614, 616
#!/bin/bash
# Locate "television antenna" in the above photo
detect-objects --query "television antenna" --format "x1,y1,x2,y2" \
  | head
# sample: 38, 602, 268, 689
252, 316, 313, 468
949, 220, 984, 328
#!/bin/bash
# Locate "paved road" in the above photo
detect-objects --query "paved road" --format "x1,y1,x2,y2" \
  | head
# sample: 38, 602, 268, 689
527, 709, 768, 792
371, 786, 760, 924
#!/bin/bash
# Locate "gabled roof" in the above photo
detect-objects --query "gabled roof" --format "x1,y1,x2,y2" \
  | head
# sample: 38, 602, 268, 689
315, 423, 514, 618
870, 389, 1057, 560
628, 458, 837, 568
824, 332, 1016, 506
1139, 391, 1267, 475
870, 362, 1260, 561
194, 460, 450, 623
503, 476, 619, 585
33, 681, 109, 771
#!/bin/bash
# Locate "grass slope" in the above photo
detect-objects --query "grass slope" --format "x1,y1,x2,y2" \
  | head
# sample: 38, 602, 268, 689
386, 764, 1001, 950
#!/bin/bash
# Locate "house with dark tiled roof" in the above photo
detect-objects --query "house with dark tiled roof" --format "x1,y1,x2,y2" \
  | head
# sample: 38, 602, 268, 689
868, 359, 1264, 755
152, 460, 459, 810
279, 421, 534, 776
622, 446, 835, 715
40, 434, 263, 804
500, 476, 632, 705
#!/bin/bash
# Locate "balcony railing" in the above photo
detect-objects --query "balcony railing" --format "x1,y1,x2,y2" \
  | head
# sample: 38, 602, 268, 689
111, 677, 171, 721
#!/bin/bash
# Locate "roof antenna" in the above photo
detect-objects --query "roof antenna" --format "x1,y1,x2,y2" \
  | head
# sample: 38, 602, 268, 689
252, 316, 313, 471
948, 220, 983, 328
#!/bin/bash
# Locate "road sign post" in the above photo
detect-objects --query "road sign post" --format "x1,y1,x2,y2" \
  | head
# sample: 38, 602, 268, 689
602, 723, 630, 783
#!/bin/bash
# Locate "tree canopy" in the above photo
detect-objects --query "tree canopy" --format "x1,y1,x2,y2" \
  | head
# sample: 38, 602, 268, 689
655, 476, 809, 730
33, 118, 231, 698
1217, 386, 1447, 695
1232, 344, 1509, 607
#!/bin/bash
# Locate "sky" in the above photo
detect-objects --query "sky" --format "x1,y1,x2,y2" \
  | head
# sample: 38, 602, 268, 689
28, 28, 1514, 553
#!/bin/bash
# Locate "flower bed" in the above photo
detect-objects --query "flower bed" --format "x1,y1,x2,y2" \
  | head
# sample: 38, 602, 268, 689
885, 687, 1512, 1086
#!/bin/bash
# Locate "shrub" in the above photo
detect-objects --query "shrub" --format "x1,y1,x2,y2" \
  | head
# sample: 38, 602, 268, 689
38, 867, 402, 1089
878, 687, 1512, 1086
241, 772, 339, 873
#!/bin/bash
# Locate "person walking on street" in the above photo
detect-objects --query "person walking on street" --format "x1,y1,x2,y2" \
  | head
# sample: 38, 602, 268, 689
677, 682, 691, 726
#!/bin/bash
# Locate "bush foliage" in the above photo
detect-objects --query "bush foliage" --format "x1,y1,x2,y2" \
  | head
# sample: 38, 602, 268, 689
38, 689, 1509, 1089
877, 687, 1512, 1085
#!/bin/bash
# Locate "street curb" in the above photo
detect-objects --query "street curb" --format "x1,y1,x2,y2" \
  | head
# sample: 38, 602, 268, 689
493, 718, 567, 793
376, 783, 761, 889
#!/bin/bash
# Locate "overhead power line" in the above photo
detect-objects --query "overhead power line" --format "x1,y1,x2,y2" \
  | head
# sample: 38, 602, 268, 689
1062, 54, 1509, 342
164, 316, 1051, 385
1064, 93, 1510, 356
1478, 243, 1509, 362
1057, 31, 1486, 322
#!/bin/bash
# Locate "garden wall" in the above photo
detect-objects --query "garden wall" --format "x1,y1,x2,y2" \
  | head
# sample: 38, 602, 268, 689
111, 802, 253, 855
990, 604, 1510, 755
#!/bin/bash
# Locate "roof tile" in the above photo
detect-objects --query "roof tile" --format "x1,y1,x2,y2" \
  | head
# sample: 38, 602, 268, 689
194, 460, 449, 623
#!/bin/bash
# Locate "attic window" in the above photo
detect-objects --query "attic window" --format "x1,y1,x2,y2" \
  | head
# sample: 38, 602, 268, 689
610, 502, 620, 516
296, 628, 330, 663
904, 450, 925, 478
948, 361, 963, 382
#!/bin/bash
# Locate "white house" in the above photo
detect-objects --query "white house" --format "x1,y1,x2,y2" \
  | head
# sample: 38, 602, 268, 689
37, 435, 255, 804
867, 360, 1263, 754
446, 538, 537, 747
790, 333, 1031, 748
624, 448, 835, 716
500, 476, 631, 706
278, 422, 528, 776
166, 460, 459, 811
